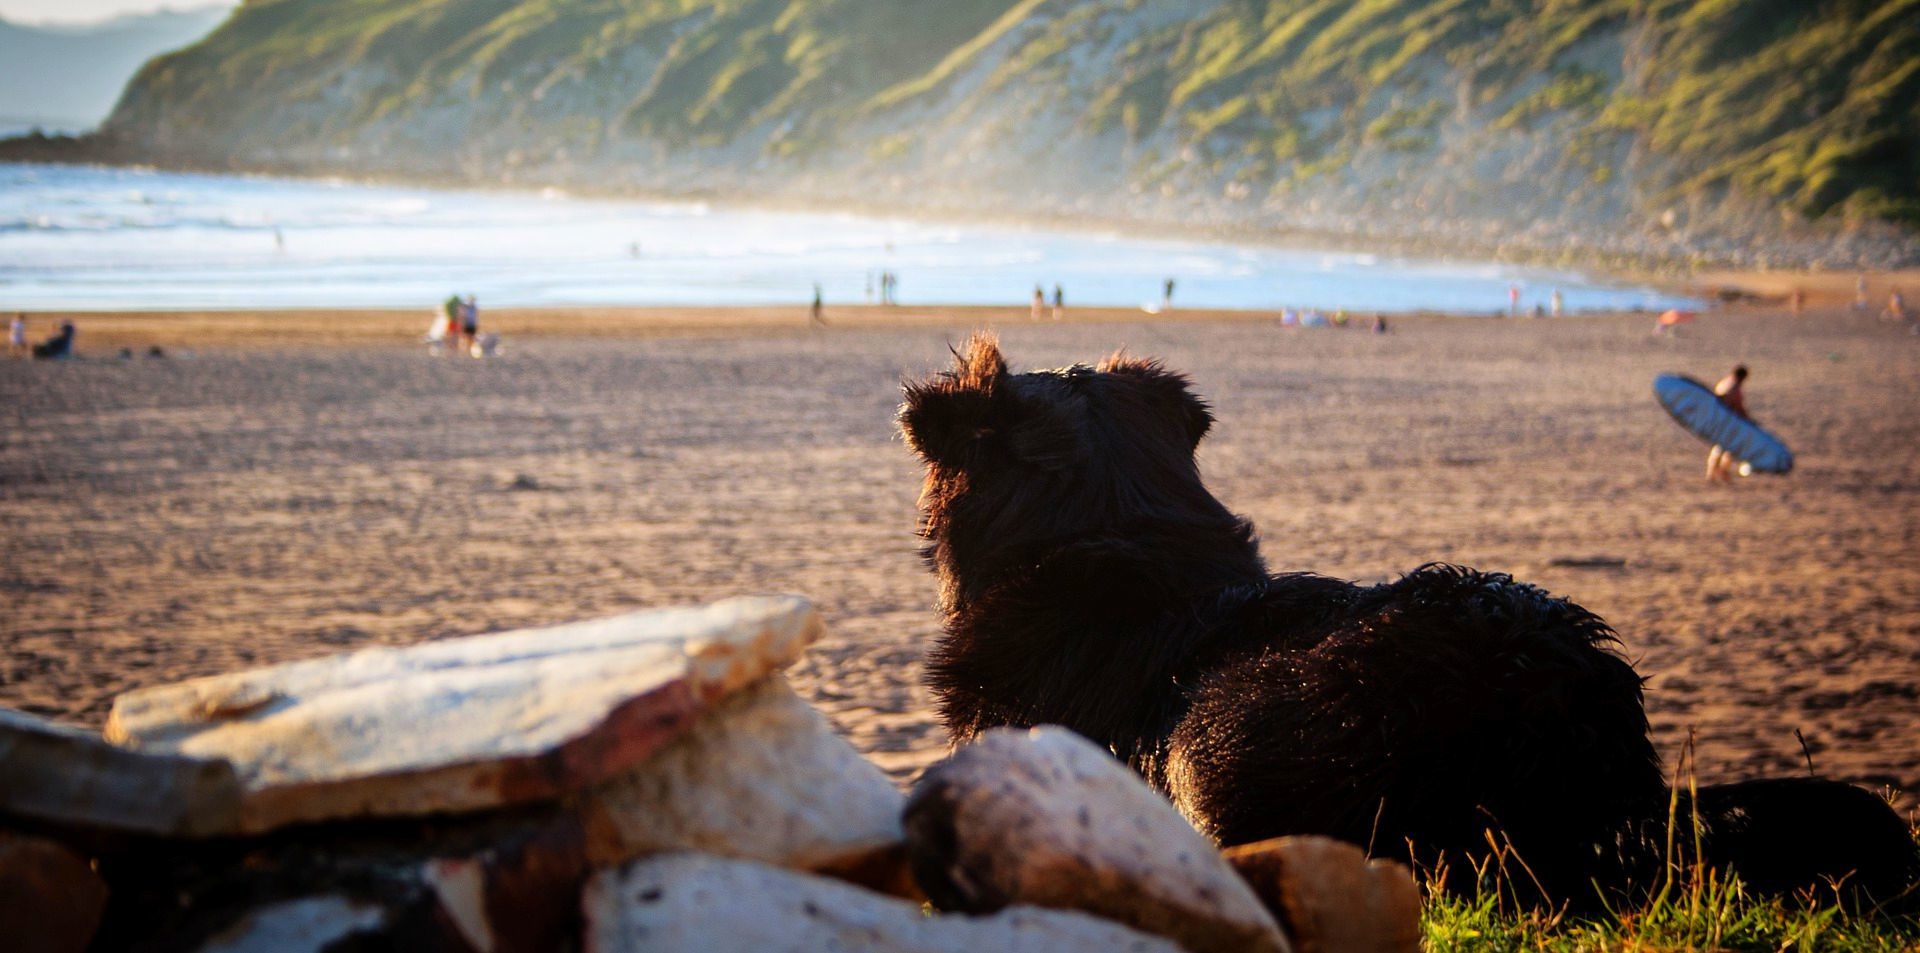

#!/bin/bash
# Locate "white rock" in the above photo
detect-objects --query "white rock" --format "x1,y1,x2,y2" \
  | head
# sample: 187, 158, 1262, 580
582, 853, 1184, 953
106, 595, 821, 833
904, 727, 1291, 953
580, 676, 904, 879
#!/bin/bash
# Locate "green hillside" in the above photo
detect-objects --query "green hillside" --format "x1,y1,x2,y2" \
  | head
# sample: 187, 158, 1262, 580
81, 0, 1920, 256
113, 0, 1024, 149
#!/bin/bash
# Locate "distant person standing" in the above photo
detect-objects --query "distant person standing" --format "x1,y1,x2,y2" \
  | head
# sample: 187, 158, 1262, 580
274, 227, 286, 253
1789, 287, 1805, 316
1372, 314, 1389, 334
1854, 274, 1870, 311
1051, 284, 1064, 321
811, 283, 826, 328
461, 295, 480, 353
1884, 288, 1907, 322
1031, 286, 1045, 322
1162, 277, 1176, 310
1550, 289, 1564, 318
8, 313, 25, 358
1508, 282, 1521, 317
442, 293, 464, 353
1706, 365, 1750, 484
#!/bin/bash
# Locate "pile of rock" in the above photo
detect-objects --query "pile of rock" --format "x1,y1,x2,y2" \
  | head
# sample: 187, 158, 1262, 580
0, 595, 1419, 953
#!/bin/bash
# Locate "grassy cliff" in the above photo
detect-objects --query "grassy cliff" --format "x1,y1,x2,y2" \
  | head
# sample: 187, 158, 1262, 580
87, 0, 1920, 262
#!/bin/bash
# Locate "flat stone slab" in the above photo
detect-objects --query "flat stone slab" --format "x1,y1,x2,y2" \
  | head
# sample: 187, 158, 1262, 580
0, 707, 241, 836
580, 676, 904, 882
1223, 836, 1421, 953
905, 727, 1291, 953
107, 595, 821, 833
583, 853, 1183, 953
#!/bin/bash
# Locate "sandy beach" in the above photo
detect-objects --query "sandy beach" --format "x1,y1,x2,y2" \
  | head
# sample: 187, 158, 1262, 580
2, 302, 1917, 806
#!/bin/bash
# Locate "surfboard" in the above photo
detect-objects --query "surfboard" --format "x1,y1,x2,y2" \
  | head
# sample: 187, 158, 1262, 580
1653, 374, 1793, 474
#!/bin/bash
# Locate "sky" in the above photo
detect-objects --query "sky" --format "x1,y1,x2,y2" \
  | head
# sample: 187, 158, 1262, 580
0, 0, 235, 26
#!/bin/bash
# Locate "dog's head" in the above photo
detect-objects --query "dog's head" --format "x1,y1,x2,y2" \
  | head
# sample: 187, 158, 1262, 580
898, 333, 1222, 587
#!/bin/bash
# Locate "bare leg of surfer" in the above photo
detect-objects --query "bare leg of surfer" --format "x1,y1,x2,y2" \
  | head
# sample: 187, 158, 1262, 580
1708, 446, 1739, 483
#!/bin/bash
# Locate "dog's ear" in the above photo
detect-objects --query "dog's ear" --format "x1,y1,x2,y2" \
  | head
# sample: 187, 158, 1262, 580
954, 331, 1006, 387
899, 333, 1010, 466
1098, 353, 1213, 447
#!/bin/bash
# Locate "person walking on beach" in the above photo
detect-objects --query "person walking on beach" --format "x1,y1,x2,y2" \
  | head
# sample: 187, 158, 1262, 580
1031, 286, 1045, 322
1884, 288, 1907, 322
1508, 282, 1521, 317
811, 283, 827, 328
9, 313, 25, 358
1162, 277, 1176, 310
1550, 289, 1564, 318
1854, 275, 1870, 311
1052, 284, 1064, 321
1790, 287, 1805, 316
1706, 365, 1750, 484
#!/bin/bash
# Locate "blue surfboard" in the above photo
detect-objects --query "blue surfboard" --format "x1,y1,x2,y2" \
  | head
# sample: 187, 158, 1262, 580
1653, 374, 1793, 474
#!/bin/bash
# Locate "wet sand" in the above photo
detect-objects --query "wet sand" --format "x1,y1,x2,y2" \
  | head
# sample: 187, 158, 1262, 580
3, 304, 1917, 804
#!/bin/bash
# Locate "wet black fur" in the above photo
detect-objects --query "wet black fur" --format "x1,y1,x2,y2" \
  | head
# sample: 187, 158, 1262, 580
900, 334, 1918, 911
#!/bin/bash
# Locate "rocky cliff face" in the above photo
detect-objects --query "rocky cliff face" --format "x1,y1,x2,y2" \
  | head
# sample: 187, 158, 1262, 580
91, 0, 1920, 267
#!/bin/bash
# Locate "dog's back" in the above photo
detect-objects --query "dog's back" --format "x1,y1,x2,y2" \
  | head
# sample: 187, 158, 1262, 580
1167, 565, 1667, 904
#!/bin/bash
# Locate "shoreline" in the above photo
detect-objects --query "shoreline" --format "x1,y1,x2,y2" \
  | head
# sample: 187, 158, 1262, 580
5, 149, 1891, 281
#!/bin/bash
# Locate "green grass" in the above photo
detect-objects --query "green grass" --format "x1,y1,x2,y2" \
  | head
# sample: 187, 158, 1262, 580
1423, 881, 1920, 951
1422, 747, 1920, 952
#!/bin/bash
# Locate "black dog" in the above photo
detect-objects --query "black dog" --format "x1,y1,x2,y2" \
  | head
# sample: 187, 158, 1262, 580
900, 334, 1916, 910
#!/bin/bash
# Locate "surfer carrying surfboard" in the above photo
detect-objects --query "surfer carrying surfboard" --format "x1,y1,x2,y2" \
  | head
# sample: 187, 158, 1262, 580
1706, 365, 1749, 484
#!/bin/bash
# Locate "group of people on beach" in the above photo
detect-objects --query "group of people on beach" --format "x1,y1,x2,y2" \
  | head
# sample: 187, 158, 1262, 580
427, 294, 498, 357
1507, 284, 1568, 318
1846, 274, 1909, 323
10, 313, 76, 360
1781, 276, 1909, 325
1030, 284, 1065, 321
1275, 306, 1390, 333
